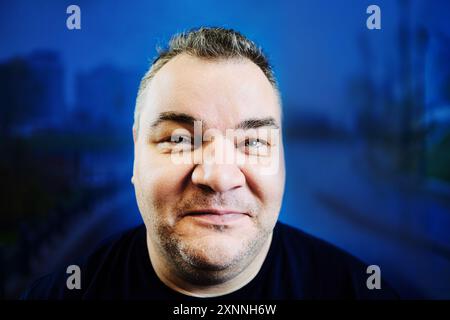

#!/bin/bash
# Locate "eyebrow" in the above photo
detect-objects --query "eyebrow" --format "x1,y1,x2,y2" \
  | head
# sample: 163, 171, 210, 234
149, 111, 279, 130
235, 117, 279, 130
150, 112, 198, 129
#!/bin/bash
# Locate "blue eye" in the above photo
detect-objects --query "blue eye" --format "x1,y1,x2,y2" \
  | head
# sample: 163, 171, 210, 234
244, 138, 266, 148
236, 138, 270, 156
171, 135, 192, 144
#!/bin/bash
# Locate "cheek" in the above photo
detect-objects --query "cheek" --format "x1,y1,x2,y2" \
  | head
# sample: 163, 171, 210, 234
136, 164, 189, 203
134, 150, 193, 211
242, 163, 285, 213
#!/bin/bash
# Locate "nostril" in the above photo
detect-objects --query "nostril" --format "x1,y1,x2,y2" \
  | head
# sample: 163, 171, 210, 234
197, 184, 215, 194
191, 162, 246, 193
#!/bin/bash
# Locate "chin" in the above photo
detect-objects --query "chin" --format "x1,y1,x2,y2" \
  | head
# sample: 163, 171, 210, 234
180, 236, 247, 270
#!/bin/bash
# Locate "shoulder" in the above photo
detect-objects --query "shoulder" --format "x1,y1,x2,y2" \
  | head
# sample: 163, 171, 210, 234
21, 224, 146, 300
273, 222, 399, 299
275, 222, 361, 263
273, 222, 364, 276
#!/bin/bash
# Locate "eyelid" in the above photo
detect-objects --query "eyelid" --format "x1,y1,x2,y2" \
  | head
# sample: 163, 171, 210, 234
254, 138, 270, 146
157, 127, 193, 142
170, 134, 192, 142
156, 134, 193, 148
156, 135, 194, 153
236, 137, 270, 147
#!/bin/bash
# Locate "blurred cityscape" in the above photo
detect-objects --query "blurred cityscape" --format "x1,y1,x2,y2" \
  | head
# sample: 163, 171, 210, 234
0, 0, 449, 299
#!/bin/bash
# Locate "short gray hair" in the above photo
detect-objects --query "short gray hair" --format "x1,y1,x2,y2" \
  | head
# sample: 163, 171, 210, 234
133, 27, 279, 134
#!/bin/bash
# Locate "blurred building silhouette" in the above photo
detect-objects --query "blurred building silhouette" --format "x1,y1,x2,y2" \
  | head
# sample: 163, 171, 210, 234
75, 65, 140, 131
425, 34, 450, 140
0, 51, 65, 137
424, 33, 450, 184
349, 0, 450, 185
0, 53, 138, 298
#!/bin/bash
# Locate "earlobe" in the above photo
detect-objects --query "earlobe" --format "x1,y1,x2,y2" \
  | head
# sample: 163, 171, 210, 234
131, 175, 135, 185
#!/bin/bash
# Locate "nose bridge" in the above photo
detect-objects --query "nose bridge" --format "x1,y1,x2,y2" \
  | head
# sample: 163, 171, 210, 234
191, 134, 245, 192
202, 133, 235, 165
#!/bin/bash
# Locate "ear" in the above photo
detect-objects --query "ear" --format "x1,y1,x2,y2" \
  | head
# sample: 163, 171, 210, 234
132, 125, 137, 143
131, 125, 137, 185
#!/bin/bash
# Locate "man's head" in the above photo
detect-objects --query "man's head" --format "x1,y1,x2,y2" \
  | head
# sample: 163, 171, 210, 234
131, 27, 285, 288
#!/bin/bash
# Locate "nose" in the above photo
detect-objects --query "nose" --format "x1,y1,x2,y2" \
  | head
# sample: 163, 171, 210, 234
192, 163, 246, 193
191, 137, 245, 193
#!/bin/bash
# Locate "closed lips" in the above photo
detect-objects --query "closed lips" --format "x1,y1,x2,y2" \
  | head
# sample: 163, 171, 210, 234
182, 209, 249, 217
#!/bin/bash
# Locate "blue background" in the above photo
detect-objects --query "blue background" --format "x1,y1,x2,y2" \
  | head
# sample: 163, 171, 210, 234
1, 0, 450, 299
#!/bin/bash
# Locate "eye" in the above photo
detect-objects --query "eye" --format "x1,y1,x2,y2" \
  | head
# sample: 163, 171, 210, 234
168, 134, 194, 152
245, 138, 265, 148
238, 138, 270, 156
171, 134, 192, 145
156, 132, 194, 153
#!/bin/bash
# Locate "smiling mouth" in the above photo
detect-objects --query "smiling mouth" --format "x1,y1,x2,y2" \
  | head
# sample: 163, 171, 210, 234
182, 209, 250, 225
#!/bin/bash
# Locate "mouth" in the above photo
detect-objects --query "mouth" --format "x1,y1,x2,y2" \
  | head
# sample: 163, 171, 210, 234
181, 209, 251, 225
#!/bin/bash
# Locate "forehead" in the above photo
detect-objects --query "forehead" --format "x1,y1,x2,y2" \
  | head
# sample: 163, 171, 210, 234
140, 54, 281, 130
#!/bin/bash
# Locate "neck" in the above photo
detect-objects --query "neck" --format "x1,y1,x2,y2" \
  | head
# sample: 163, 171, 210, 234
146, 232, 273, 298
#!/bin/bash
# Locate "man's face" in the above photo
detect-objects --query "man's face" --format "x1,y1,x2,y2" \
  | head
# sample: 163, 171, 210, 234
132, 54, 285, 281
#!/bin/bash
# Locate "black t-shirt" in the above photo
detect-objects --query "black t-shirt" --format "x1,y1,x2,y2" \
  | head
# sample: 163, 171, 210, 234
22, 222, 398, 299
